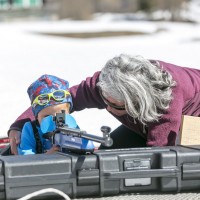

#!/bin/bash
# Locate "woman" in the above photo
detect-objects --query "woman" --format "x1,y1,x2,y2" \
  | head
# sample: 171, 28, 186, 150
8, 54, 200, 154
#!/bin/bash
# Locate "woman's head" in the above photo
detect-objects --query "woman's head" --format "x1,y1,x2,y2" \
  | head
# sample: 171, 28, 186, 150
97, 54, 176, 124
27, 74, 73, 118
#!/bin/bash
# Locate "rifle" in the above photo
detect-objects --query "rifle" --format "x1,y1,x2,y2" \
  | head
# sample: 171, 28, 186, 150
54, 110, 113, 148
42, 110, 113, 153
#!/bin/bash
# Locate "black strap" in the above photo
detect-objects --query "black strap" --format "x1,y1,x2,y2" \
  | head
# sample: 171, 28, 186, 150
31, 121, 43, 154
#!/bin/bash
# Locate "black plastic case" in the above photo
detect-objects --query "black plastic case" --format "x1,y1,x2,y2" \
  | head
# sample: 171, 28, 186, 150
1, 145, 200, 199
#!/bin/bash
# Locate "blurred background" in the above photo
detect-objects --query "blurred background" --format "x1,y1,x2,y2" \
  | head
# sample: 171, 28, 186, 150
0, 0, 200, 141
0, 0, 199, 22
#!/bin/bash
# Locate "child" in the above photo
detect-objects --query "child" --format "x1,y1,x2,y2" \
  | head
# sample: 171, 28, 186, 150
18, 74, 94, 155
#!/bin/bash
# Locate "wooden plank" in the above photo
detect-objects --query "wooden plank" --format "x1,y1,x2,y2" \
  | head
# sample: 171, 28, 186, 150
180, 115, 200, 145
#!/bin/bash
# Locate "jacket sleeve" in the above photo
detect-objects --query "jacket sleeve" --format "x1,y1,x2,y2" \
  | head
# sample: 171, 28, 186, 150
8, 106, 35, 135
69, 71, 106, 112
147, 87, 184, 146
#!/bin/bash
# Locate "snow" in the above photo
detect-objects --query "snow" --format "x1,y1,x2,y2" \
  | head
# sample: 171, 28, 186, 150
0, 8, 200, 143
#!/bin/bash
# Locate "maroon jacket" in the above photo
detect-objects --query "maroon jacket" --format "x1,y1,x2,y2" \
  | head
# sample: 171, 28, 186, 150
9, 60, 200, 147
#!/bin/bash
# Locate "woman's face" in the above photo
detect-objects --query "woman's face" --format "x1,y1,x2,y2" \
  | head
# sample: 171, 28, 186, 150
103, 95, 127, 116
37, 103, 70, 124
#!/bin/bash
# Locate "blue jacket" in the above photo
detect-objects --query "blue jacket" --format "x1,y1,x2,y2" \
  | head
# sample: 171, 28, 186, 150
18, 121, 51, 155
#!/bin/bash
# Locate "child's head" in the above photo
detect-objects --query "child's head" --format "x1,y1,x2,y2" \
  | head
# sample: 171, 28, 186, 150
27, 74, 72, 122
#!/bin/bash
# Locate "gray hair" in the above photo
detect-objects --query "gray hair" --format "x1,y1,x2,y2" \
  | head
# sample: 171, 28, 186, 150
97, 54, 176, 124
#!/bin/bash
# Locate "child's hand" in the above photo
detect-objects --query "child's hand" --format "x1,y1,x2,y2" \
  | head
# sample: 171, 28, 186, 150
45, 145, 60, 154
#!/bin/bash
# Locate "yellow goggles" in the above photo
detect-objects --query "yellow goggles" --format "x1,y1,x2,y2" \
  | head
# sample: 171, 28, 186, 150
32, 90, 71, 107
